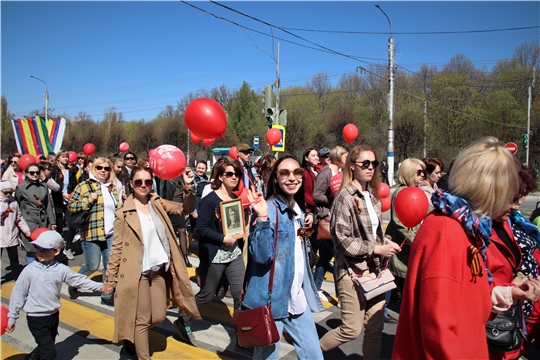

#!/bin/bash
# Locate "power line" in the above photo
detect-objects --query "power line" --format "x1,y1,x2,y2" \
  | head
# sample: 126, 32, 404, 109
278, 26, 540, 35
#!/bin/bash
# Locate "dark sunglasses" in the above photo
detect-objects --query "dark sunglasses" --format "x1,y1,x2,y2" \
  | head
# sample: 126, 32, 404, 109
133, 179, 153, 188
27, 171, 40, 176
355, 160, 379, 169
10, 161, 18, 165
1, 190, 13, 195
223, 171, 241, 178
95, 165, 110, 171
277, 168, 304, 179
125, 157, 135, 160
416, 169, 425, 176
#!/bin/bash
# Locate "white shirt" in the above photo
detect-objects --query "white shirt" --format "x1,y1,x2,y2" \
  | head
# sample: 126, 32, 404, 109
137, 209, 169, 273
362, 191, 379, 239
288, 202, 308, 315
100, 183, 116, 236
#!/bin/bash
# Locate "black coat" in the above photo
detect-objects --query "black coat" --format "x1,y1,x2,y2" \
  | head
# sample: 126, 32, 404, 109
50, 165, 78, 211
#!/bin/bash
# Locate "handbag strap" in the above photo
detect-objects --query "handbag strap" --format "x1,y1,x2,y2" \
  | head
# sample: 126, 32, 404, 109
239, 201, 279, 307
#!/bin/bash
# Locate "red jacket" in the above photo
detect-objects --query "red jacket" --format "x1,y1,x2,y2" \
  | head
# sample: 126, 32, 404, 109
303, 168, 317, 213
393, 213, 492, 360
486, 220, 523, 360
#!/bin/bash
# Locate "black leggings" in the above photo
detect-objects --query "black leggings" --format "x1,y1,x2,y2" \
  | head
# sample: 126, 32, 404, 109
1, 246, 21, 281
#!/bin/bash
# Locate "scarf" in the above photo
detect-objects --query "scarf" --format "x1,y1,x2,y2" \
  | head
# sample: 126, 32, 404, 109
1, 198, 15, 226
510, 210, 540, 249
432, 189, 493, 284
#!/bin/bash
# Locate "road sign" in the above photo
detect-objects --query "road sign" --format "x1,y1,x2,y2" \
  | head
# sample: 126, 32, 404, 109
504, 142, 518, 154
271, 125, 286, 152
253, 135, 259, 148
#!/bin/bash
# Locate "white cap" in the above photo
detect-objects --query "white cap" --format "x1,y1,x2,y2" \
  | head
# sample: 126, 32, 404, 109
0, 180, 13, 191
31, 230, 63, 250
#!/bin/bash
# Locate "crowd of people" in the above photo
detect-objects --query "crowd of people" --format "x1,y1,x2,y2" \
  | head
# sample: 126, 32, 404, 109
2, 136, 540, 360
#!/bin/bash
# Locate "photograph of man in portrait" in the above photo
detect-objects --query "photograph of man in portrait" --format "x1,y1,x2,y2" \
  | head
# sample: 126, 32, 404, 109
220, 199, 245, 238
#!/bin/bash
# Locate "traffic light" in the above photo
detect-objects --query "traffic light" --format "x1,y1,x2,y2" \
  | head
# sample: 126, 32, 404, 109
524, 133, 529, 146
266, 107, 276, 127
262, 85, 275, 117
278, 109, 287, 127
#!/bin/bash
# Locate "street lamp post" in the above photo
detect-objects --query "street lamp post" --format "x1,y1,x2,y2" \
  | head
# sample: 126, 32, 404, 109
375, 4, 395, 186
30, 75, 49, 121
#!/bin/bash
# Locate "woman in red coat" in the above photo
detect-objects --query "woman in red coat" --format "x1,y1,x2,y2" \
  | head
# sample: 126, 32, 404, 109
393, 137, 540, 360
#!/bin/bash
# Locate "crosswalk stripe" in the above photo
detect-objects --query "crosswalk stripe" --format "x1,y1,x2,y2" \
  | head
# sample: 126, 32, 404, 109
0, 340, 25, 357
1, 281, 226, 359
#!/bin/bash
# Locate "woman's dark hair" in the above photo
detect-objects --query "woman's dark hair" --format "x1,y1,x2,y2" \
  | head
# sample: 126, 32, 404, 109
258, 155, 275, 179
211, 160, 242, 191
25, 163, 39, 173
124, 151, 138, 162
423, 157, 444, 175
38, 163, 50, 172
130, 166, 154, 181
302, 148, 318, 169
266, 154, 306, 216
517, 162, 537, 197
84, 158, 94, 169
137, 157, 150, 168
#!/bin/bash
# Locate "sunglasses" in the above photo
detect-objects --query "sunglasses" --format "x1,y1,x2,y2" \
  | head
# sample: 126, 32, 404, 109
96, 165, 110, 171
27, 171, 40, 176
125, 157, 135, 160
10, 161, 18, 165
1, 191, 13, 195
416, 169, 425, 176
133, 179, 153, 188
277, 168, 304, 179
355, 160, 379, 168
223, 171, 241, 178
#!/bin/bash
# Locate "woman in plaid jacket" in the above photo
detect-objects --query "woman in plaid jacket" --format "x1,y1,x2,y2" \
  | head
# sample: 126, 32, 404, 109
67, 157, 119, 305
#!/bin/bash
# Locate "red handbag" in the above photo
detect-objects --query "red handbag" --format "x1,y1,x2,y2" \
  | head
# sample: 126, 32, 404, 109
233, 203, 280, 348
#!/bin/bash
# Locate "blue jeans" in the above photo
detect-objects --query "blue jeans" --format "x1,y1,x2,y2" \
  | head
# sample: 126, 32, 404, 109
253, 309, 323, 360
78, 235, 113, 299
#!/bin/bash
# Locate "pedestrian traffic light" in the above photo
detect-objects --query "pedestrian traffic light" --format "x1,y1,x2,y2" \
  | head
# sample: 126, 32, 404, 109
278, 109, 287, 127
524, 133, 529, 146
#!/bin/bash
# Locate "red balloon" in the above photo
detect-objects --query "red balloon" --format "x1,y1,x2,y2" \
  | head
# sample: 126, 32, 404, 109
148, 149, 156, 158
1, 304, 8, 336
379, 183, 391, 198
266, 128, 282, 146
68, 151, 78, 164
342, 124, 359, 143
330, 172, 343, 195
184, 98, 227, 140
202, 138, 215, 147
381, 196, 392, 212
229, 146, 238, 160
119, 142, 130, 153
35, 154, 43, 164
19, 154, 37, 171
83, 143, 96, 156
394, 187, 429, 228
190, 133, 201, 145
149, 145, 187, 180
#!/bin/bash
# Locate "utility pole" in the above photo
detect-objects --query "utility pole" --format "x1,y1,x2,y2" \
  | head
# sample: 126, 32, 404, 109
423, 73, 427, 159
375, 4, 395, 186
275, 42, 281, 126
526, 66, 536, 166
30, 75, 49, 121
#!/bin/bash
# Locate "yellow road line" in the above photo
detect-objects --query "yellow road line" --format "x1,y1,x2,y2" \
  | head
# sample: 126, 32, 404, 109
1, 282, 226, 359
0, 340, 26, 358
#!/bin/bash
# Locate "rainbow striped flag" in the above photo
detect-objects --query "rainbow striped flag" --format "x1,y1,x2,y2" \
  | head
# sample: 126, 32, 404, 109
11, 117, 66, 156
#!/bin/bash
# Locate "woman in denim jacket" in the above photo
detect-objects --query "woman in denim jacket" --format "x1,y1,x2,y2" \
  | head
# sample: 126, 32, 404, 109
244, 155, 324, 360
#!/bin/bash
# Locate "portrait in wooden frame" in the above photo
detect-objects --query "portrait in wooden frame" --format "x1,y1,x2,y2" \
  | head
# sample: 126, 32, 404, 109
220, 198, 245, 238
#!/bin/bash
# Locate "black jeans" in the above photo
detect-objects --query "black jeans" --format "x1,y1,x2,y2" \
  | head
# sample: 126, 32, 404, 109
1, 246, 21, 280
195, 255, 245, 312
27, 312, 60, 360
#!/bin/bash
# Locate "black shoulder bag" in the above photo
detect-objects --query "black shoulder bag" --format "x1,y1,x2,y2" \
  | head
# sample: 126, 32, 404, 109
66, 181, 95, 229
485, 226, 527, 352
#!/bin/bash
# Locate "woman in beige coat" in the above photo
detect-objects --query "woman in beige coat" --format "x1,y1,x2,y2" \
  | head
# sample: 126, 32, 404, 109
103, 166, 201, 359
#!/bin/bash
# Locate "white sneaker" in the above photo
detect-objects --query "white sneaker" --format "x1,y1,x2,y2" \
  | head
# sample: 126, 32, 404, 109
63, 249, 75, 260
318, 290, 328, 302
74, 234, 81, 241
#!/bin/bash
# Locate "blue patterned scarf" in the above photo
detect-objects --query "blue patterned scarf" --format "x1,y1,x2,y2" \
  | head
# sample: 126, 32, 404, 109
510, 210, 540, 249
432, 189, 493, 284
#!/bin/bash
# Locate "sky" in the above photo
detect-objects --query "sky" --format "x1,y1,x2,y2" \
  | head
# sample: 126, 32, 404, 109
1, 1, 538, 122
